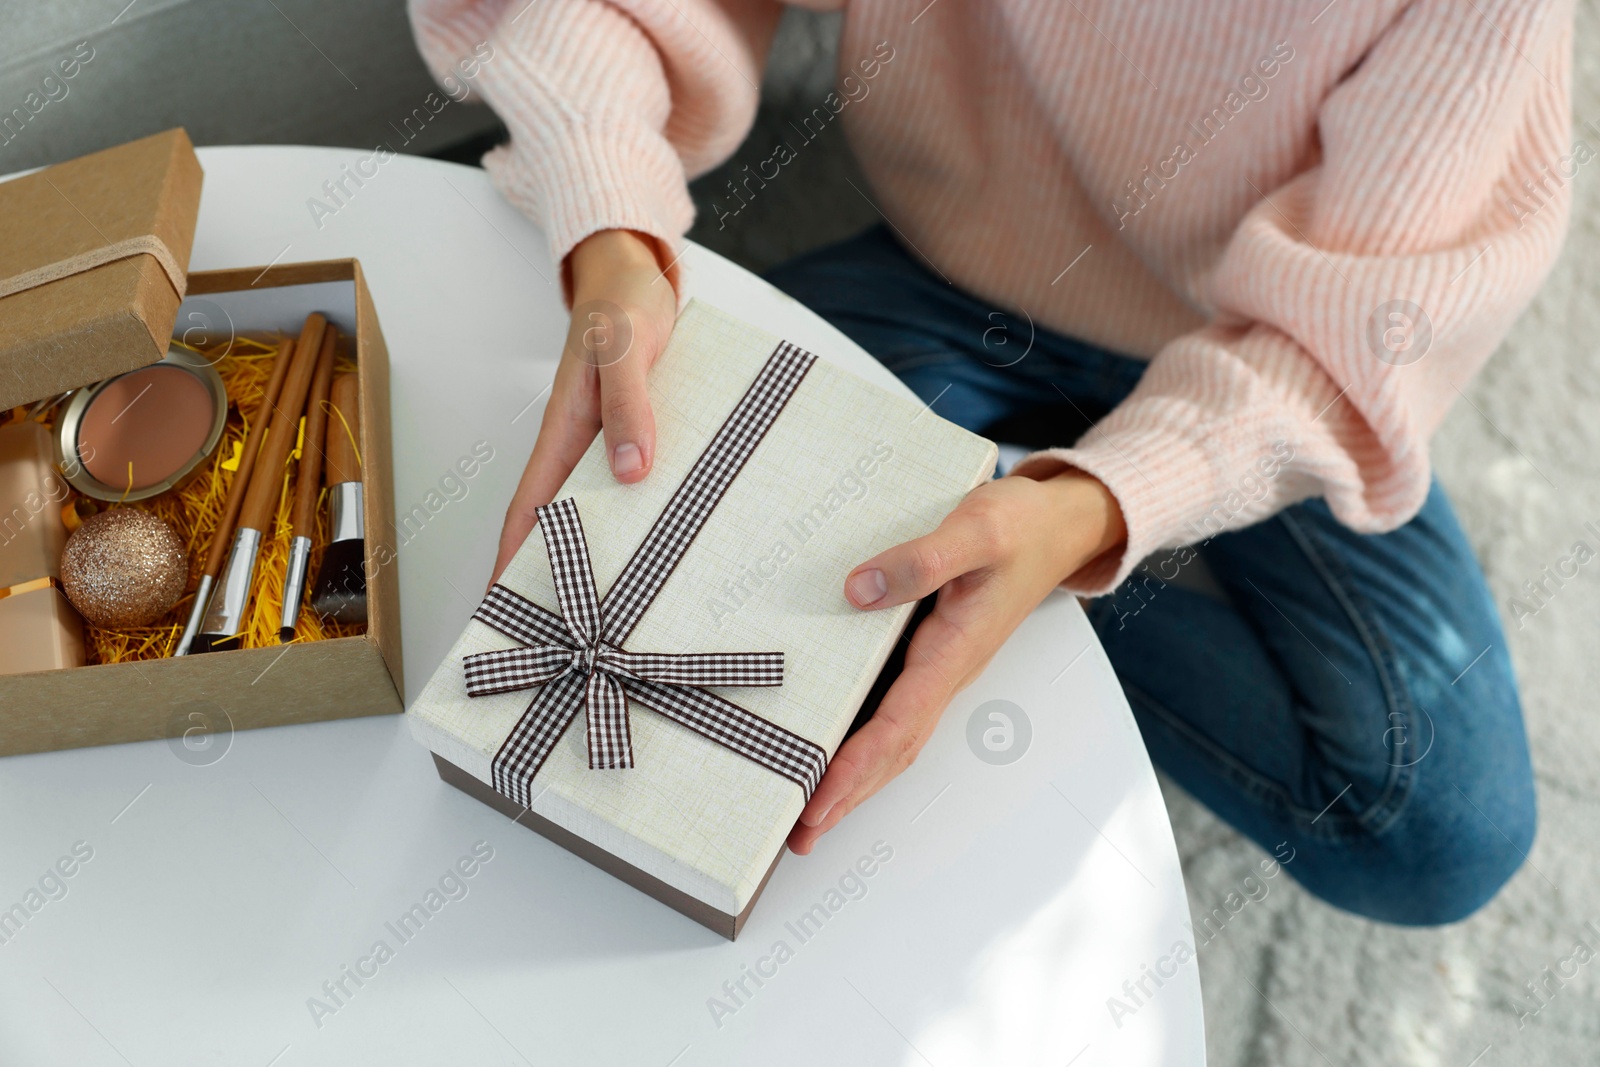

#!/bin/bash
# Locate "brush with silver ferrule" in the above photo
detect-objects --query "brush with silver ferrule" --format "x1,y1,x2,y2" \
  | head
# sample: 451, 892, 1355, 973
174, 335, 295, 656
192, 313, 327, 653
194, 526, 263, 652
310, 372, 366, 625
279, 325, 337, 641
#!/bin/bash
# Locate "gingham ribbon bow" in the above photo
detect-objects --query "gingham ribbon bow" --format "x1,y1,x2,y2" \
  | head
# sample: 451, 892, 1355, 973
463, 342, 829, 805
465, 497, 788, 768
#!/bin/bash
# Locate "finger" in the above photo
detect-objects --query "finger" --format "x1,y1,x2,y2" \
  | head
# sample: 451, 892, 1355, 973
490, 512, 535, 590
844, 501, 1002, 609
788, 688, 941, 855
489, 365, 597, 587
788, 715, 901, 855
589, 313, 655, 484
789, 609, 976, 853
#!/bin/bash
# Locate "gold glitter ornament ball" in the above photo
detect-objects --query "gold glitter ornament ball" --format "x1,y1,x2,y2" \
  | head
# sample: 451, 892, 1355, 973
60, 509, 189, 628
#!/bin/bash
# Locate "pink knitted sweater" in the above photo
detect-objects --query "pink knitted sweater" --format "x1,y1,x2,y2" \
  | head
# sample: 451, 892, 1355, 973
409, 0, 1574, 594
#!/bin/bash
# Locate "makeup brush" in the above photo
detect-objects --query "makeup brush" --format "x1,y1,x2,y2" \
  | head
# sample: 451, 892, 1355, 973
193, 313, 327, 653
309, 372, 365, 625
174, 338, 294, 656
279, 327, 337, 642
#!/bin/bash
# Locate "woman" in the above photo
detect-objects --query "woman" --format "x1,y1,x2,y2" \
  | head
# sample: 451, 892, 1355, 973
410, 0, 1572, 924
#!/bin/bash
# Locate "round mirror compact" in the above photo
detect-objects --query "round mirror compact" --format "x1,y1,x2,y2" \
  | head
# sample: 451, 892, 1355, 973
56, 344, 229, 502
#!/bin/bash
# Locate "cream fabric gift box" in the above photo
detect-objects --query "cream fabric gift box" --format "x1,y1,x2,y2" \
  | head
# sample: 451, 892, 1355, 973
408, 300, 996, 938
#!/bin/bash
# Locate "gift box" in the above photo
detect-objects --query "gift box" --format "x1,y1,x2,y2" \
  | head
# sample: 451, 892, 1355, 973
0, 129, 202, 411
409, 300, 997, 938
0, 130, 403, 755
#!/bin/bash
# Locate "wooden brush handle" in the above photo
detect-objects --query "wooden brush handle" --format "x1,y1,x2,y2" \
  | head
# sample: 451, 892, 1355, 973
290, 328, 338, 538
238, 314, 327, 534
199, 337, 294, 580
324, 373, 361, 487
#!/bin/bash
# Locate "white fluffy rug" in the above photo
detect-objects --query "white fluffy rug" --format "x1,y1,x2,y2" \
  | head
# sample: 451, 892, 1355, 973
698, 7, 1600, 1064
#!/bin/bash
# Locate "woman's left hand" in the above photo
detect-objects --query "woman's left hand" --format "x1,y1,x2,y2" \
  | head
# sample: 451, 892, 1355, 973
787, 469, 1127, 854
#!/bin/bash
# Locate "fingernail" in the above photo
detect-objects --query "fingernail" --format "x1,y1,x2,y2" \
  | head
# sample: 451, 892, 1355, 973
846, 569, 888, 608
802, 803, 832, 828
611, 442, 643, 476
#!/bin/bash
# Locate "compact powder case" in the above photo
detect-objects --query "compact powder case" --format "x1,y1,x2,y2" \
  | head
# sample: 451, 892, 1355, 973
56, 345, 229, 502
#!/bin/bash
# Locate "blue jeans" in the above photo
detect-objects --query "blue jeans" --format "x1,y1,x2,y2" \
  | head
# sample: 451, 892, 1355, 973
766, 226, 1536, 925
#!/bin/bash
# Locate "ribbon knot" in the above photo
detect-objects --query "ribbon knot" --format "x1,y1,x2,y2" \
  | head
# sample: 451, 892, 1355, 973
461, 340, 829, 805
463, 498, 790, 773
573, 643, 603, 676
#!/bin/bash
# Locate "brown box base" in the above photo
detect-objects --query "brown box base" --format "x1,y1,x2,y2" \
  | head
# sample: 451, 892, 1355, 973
423, 601, 924, 940
432, 753, 782, 941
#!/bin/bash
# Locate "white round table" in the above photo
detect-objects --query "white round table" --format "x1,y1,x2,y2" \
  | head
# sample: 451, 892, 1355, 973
0, 146, 1205, 1066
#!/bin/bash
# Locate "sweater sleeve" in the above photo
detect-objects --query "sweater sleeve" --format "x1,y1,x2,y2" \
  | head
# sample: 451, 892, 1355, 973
1011, 0, 1574, 596
408, 0, 783, 301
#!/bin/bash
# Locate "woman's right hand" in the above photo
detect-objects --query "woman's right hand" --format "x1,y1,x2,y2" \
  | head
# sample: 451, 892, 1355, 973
490, 228, 678, 587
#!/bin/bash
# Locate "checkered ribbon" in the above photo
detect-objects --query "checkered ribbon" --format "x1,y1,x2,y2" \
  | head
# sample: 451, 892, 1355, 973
464, 342, 828, 806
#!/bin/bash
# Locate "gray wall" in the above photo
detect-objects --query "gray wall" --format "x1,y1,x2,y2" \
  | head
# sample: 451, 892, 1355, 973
0, 2, 865, 271
0, 0, 501, 172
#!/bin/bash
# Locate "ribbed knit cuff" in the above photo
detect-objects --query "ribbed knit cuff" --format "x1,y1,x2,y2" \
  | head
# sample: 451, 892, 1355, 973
1011, 425, 1223, 597
483, 124, 693, 308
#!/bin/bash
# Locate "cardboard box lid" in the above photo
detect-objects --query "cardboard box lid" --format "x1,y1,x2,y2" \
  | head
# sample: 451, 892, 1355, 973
0, 129, 203, 411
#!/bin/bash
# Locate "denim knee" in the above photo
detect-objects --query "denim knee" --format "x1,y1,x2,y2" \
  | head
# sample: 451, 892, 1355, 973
1339, 766, 1538, 926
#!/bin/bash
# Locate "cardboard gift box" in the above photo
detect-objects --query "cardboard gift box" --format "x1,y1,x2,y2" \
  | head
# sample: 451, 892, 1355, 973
0, 130, 403, 755
0, 129, 202, 410
409, 300, 996, 938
